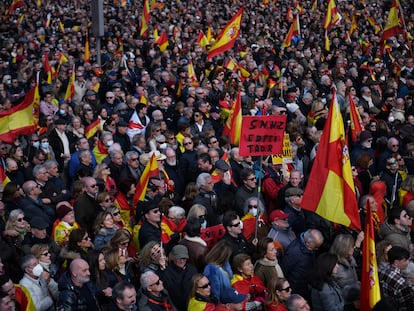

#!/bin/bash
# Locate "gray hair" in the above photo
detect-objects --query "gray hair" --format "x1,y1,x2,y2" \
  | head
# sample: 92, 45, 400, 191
20, 254, 36, 271
286, 294, 307, 311
44, 159, 58, 169
32, 164, 46, 177
125, 151, 138, 161
168, 206, 185, 218
243, 197, 265, 215
196, 173, 211, 189
140, 270, 157, 289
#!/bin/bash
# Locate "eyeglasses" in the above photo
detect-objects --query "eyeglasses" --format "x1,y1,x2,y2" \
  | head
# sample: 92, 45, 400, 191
210, 140, 218, 144
16, 218, 24, 222
198, 214, 206, 219
397, 158, 403, 161
184, 142, 193, 146
194, 114, 201, 117
198, 282, 211, 289
167, 137, 175, 141
279, 286, 291, 292
105, 198, 111, 202
106, 96, 114, 99
387, 161, 397, 165
113, 211, 120, 216
230, 222, 241, 227
150, 279, 161, 286
41, 251, 51, 256
129, 158, 139, 161
248, 205, 258, 209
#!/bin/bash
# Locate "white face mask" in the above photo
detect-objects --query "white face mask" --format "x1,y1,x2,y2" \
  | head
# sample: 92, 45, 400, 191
33, 141, 40, 148
32, 264, 43, 277
106, 140, 114, 147
41, 142, 49, 149
59, 109, 66, 115
250, 208, 258, 217
159, 143, 167, 149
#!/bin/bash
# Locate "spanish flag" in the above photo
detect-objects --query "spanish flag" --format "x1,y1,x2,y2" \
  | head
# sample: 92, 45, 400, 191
64, 66, 75, 103
282, 15, 300, 49
208, 8, 243, 59
349, 95, 363, 142
197, 31, 209, 49
188, 61, 198, 87
6, 0, 24, 15
133, 153, 159, 206
84, 32, 90, 63
156, 31, 169, 52
380, 0, 404, 44
301, 88, 361, 230
0, 85, 40, 144
222, 90, 242, 145
360, 200, 381, 310
140, 0, 150, 36
323, 0, 342, 30
85, 119, 101, 139
0, 166, 11, 189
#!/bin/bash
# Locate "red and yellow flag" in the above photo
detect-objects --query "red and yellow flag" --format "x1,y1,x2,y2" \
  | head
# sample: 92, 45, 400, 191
0, 85, 40, 144
349, 94, 363, 142
224, 58, 237, 71
208, 7, 243, 59
85, 119, 101, 139
380, 0, 404, 43
301, 88, 361, 230
197, 31, 209, 48
6, 0, 24, 15
84, 32, 90, 63
156, 31, 169, 52
349, 14, 358, 35
360, 200, 381, 311
133, 154, 159, 206
64, 65, 75, 103
140, 0, 150, 36
323, 0, 342, 30
282, 15, 300, 49
207, 26, 214, 43
0, 166, 11, 188
222, 90, 242, 145
188, 61, 198, 87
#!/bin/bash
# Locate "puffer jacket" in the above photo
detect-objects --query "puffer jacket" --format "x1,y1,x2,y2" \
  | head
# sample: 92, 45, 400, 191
380, 221, 411, 251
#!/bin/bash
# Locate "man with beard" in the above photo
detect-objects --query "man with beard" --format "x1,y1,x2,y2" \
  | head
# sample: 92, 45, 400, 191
110, 282, 137, 311
57, 258, 100, 311
163, 147, 184, 197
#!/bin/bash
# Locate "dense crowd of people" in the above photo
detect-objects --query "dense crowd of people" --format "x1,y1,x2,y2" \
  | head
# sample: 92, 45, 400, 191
0, 0, 414, 310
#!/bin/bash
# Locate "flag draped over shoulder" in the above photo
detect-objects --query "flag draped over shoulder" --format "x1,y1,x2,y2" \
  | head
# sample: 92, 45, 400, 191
323, 0, 342, 30
208, 8, 243, 59
301, 88, 361, 230
133, 154, 159, 206
0, 85, 40, 144
222, 90, 242, 145
140, 0, 150, 36
380, 0, 404, 43
360, 200, 381, 311
282, 15, 300, 49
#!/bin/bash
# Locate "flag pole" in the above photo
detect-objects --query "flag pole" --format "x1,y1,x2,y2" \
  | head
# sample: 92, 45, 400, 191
254, 156, 263, 240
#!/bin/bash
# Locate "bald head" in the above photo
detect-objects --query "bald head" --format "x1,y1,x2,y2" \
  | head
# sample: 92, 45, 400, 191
70, 259, 90, 286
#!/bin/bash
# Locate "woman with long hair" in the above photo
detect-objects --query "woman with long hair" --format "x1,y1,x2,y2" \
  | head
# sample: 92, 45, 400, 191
87, 250, 112, 311
136, 241, 167, 275
231, 253, 266, 310
309, 253, 344, 311
105, 247, 136, 287
93, 211, 119, 250
2, 182, 23, 215
266, 277, 292, 311
59, 228, 93, 267
254, 237, 284, 288
203, 239, 234, 302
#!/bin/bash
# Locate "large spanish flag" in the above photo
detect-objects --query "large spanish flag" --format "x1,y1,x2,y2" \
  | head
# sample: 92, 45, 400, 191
380, 0, 404, 43
222, 90, 242, 145
156, 30, 169, 52
360, 200, 381, 311
140, 0, 150, 36
0, 85, 40, 144
133, 153, 159, 206
301, 88, 361, 230
208, 8, 243, 59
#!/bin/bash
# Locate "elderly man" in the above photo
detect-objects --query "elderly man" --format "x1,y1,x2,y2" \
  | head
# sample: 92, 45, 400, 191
57, 258, 101, 311
68, 137, 97, 181
119, 151, 141, 185
286, 294, 311, 311
19, 255, 58, 311
193, 173, 221, 226
162, 245, 197, 311
48, 117, 74, 173
284, 187, 307, 235
33, 163, 68, 207
138, 271, 176, 311
111, 282, 137, 311
18, 180, 55, 227
275, 170, 303, 210
281, 229, 324, 302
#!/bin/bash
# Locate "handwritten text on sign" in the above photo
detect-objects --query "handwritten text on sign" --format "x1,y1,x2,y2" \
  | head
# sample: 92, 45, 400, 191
239, 116, 287, 156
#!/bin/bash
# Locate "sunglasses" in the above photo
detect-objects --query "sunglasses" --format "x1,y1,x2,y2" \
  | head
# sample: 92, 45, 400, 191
120, 241, 130, 246
82, 236, 90, 241
16, 218, 24, 222
89, 184, 97, 188
105, 198, 111, 202
129, 158, 139, 161
113, 211, 120, 216
280, 286, 291, 292
198, 282, 211, 289
230, 222, 241, 227
184, 142, 193, 146
248, 205, 258, 209
41, 251, 51, 256
150, 279, 161, 286
247, 177, 256, 181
